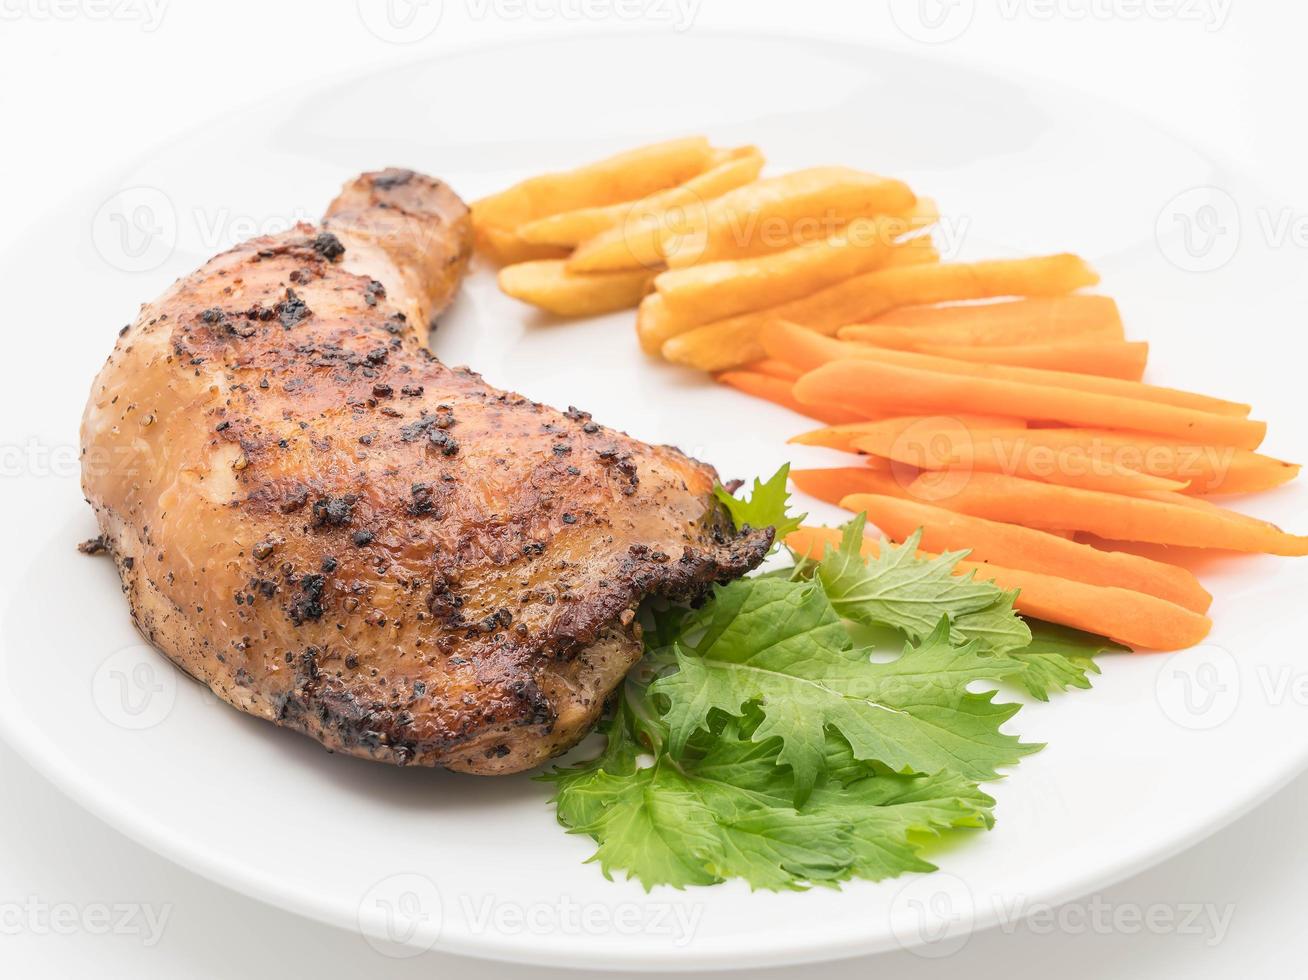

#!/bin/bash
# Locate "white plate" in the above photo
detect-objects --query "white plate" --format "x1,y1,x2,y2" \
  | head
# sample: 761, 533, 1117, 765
3, 31, 1308, 971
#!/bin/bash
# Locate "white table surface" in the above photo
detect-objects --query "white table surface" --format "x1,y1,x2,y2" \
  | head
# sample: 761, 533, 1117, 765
4, 2, 1307, 975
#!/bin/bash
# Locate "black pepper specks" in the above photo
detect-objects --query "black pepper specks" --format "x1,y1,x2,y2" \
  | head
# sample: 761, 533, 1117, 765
275, 288, 312, 328
311, 495, 355, 527
311, 231, 345, 261
373, 169, 415, 190
429, 429, 459, 456
288, 574, 326, 625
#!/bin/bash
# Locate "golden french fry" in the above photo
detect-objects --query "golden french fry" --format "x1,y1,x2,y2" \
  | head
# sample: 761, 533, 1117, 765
566, 152, 767, 272
498, 260, 655, 317
897, 196, 939, 237
471, 136, 713, 264
660, 253, 1096, 372
653, 214, 913, 328
475, 227, 570, 266
520, 147, 764, 250
641, 242, 938, 359
659, 166, 917, 268
635, 293, 678, 356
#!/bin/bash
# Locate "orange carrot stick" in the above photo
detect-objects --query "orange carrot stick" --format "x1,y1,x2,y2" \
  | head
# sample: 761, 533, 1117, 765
849, 426, 1186, 494
908, 470, 1308, 555
842, 492, 1212, 613
793, 359, 1266, 450
913, 341, 1149, 381
789, 468, 912, 507
745, 359, 804, 381
849, 424, 1298, 496
765, 321, 1249, 418
789, 415, 1026, 453
715, 372, 864, 425
785, 526, 1212, 651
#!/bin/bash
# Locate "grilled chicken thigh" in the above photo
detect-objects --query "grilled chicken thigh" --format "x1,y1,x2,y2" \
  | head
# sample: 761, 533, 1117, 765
81, 169, 770, 774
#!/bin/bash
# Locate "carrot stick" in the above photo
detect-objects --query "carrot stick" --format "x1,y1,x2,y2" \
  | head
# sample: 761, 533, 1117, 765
789, 415, 1026, 453
784, 526, 1212, 651
744, 359, 804, 381
847, 423, 1299, 496
765, 322, 1250, 418
849, 426, 1187, 494
659, 254, 1098, 370
789, 468, 912, 507
913, 341, 1149, 381
715, 372, 865, 425
909, 470, 1308, 555
793, 359, 1266, 450
842, 492, 1212, 612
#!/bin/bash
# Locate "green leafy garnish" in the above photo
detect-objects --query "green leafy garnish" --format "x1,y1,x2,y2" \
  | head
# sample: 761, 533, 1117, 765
813, 516, 1032, 653
714, 463, 805, 540
544, 467, 1117, 890
650, 580, 1037, 803
545, 699, 995, 890
1007, 621, 1120, 700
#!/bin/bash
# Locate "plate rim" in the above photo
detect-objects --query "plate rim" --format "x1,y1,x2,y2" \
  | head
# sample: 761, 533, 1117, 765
2, 27, 1302, 970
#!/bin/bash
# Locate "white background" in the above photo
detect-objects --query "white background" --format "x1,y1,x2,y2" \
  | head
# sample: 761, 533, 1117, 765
3, 1, 1308, 976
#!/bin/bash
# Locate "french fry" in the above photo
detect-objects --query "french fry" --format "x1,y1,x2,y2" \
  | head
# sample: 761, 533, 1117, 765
638, 243, 939, 358
520, 147, 765, 250
498, 261, 654, 317
660, 167, 917, 268
745, 359, 804, 381
788, 415, 1026, 453
842, 493, 1213, 613
654, 214, 914, 328
913, 340, 1149, 380
856, 294, 1122, 340
840, 318, 1121, 348
475, 227, 570, 267
715, 372, 865, 424
785, 526, 1211, 651
793, 359, 1266, 449
660, 254, 1098, 371
472, 136, 713, 264
635, 293, 679, 356
761, 322, 1249, 417
849, 427, 1187, 494
557, 150, 766, 270
909, 470, 1308, 555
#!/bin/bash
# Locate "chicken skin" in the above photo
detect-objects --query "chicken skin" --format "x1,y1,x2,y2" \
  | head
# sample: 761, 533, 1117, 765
81, 169, 770, 774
